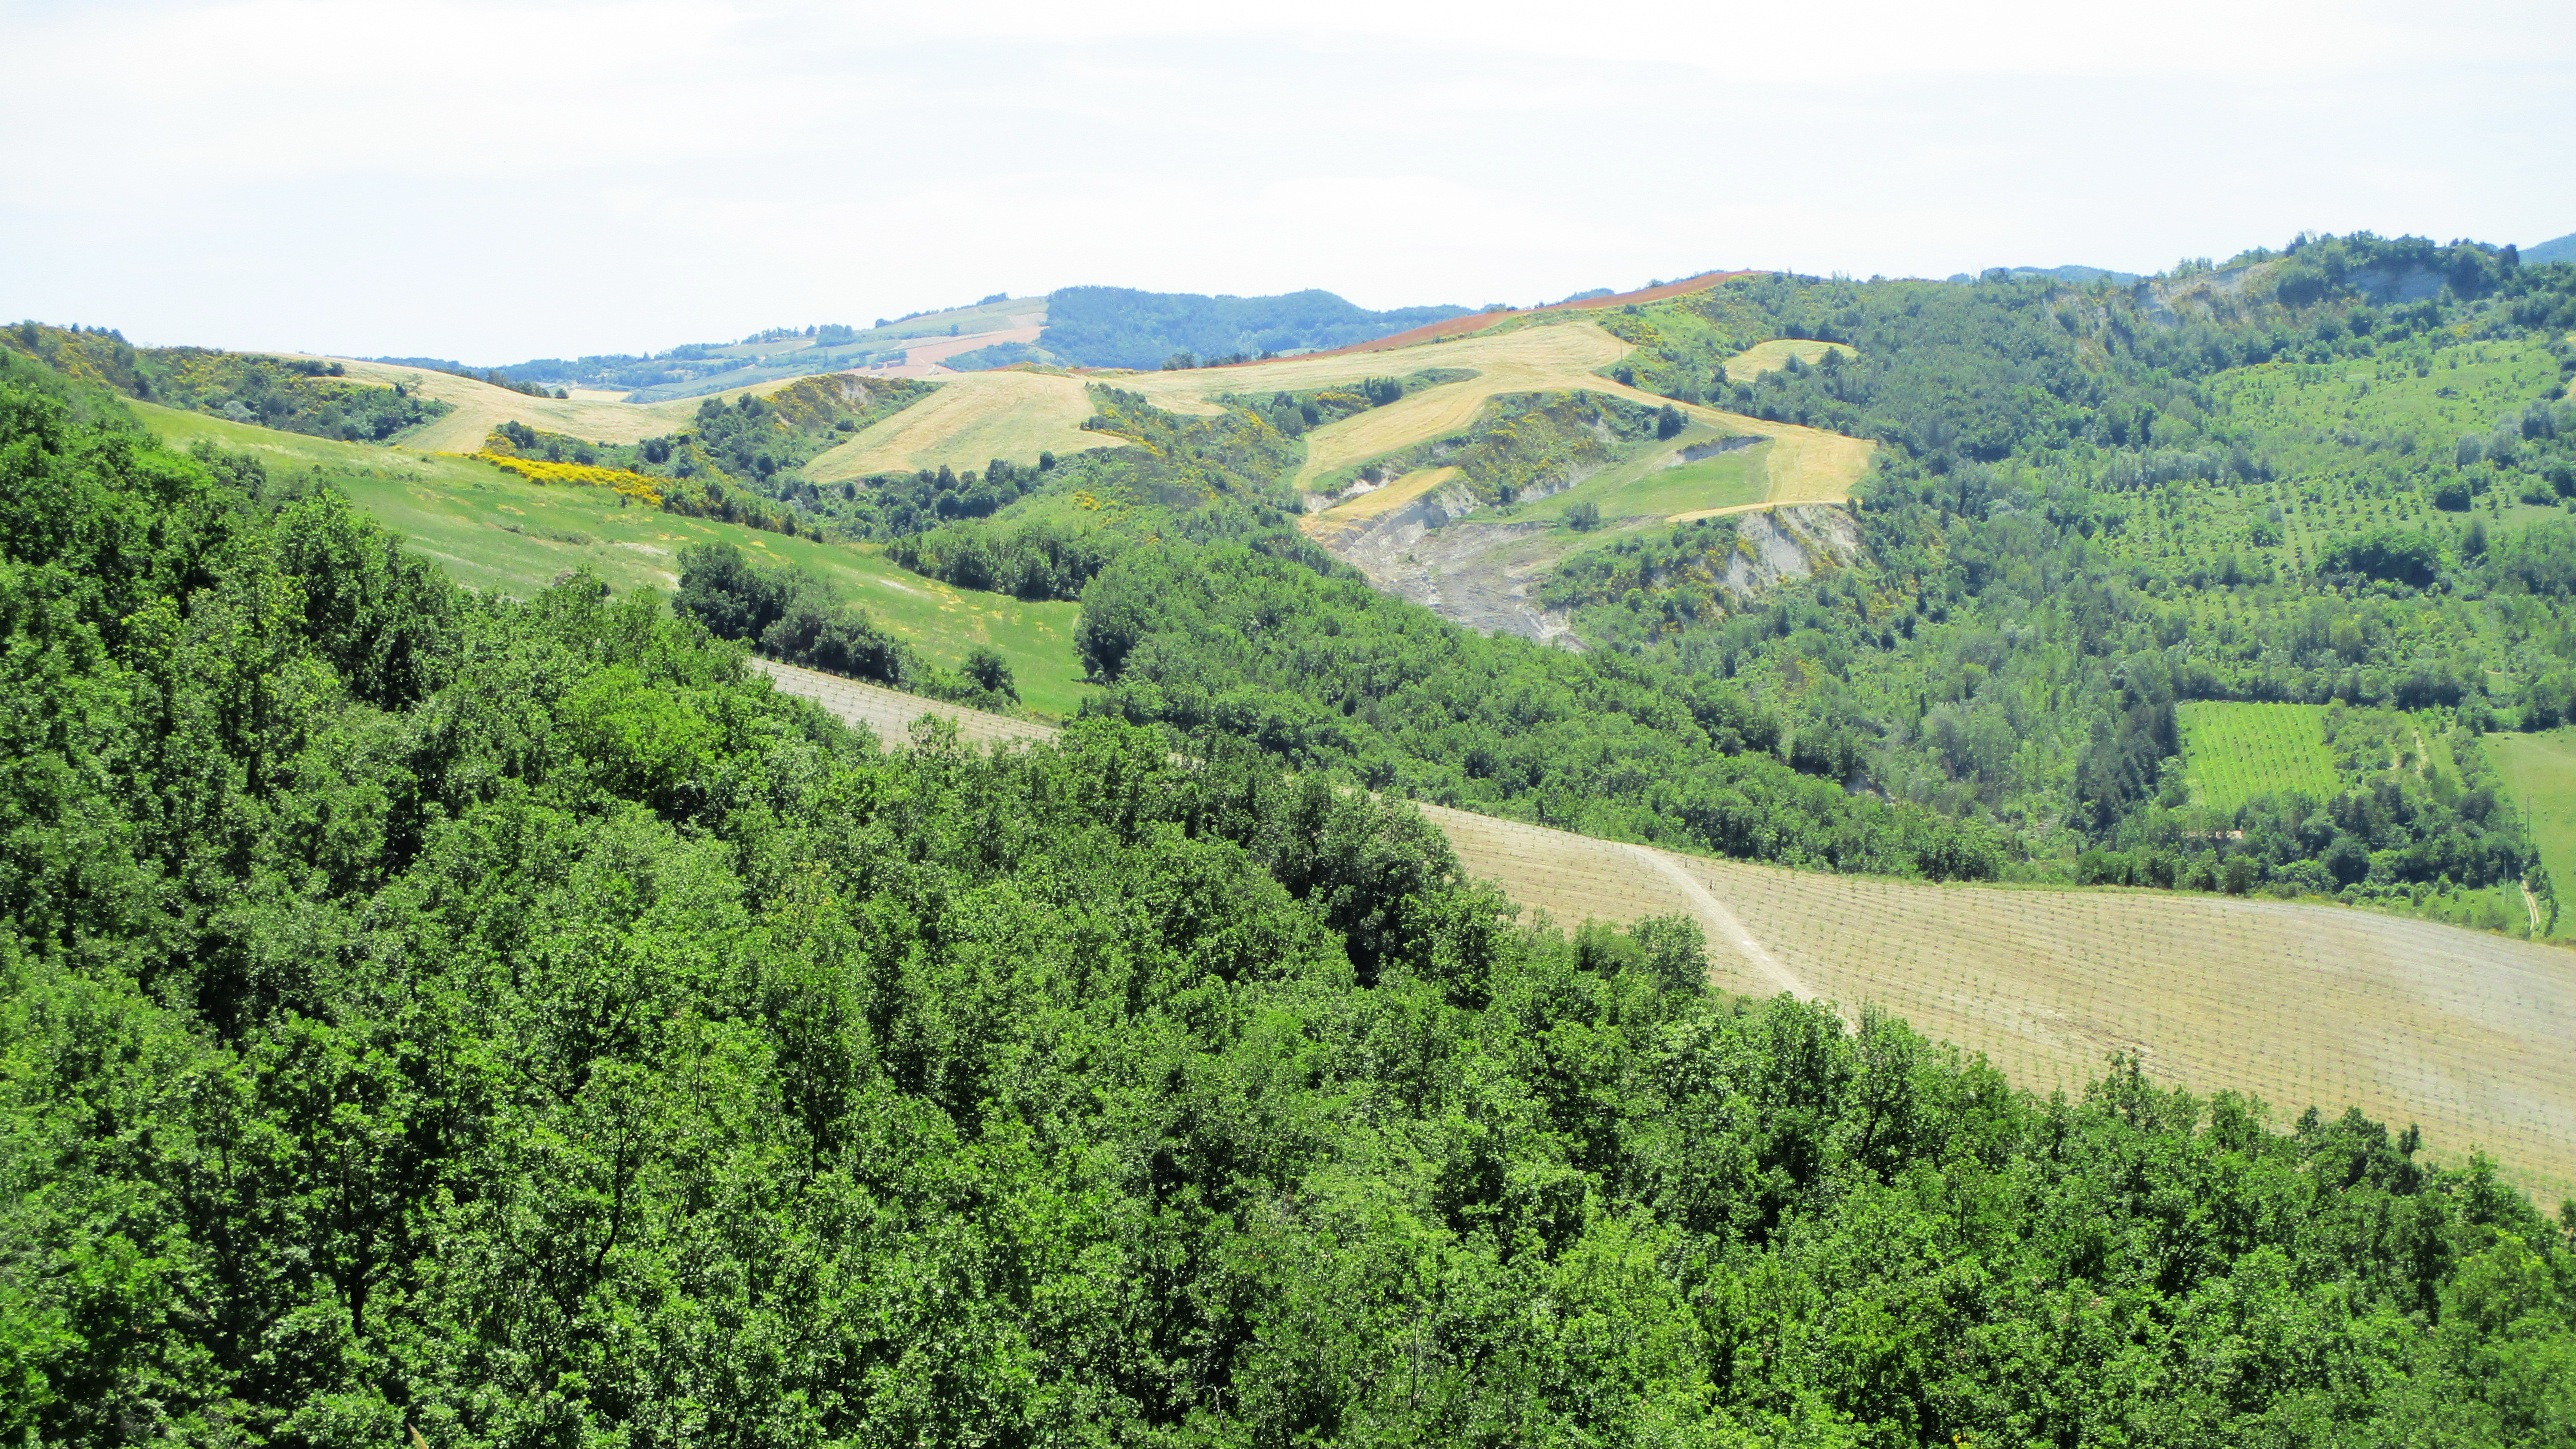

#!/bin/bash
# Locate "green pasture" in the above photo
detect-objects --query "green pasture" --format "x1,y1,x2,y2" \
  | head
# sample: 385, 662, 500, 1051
1498, 428, 1771, 527
2177, 701, 2341, 811
2484, 727, 2576, 938
135, 404, 1095, 717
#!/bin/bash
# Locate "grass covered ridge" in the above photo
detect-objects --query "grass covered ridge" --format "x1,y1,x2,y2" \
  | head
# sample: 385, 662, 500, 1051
129, 402, 1096, 715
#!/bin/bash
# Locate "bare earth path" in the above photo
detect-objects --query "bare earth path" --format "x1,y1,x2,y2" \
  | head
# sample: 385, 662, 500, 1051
754, 658, 2576, 1203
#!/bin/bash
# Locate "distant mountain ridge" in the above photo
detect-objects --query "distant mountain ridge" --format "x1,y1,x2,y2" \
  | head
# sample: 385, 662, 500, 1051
1945, 264, 2142, 285
1037, 287, 1471, 370
406, 287, 1473, 401
2526, 232, 2576, 267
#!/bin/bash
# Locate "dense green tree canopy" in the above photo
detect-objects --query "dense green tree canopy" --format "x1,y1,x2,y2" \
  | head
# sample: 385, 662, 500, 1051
7, 259, 2576, 1446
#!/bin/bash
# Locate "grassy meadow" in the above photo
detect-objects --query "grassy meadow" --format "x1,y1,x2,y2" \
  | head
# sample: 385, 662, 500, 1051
135, 404, 1097, 716
1513, 436, 1772, 525
2485, 726, 2576, 939
1721, 338, 1854, 382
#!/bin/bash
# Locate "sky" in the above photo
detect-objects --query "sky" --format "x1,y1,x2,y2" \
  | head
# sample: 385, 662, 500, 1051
4, 0, 2572, 363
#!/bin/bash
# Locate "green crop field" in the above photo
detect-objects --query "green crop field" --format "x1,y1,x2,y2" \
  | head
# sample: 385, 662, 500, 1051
2177, 700, 2341, 810
2486, 727, 2576, 939
134, 404, 1097, 717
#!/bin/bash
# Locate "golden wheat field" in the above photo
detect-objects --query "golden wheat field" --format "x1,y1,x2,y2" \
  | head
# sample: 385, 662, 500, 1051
1298, 466, 1462, 547
325, 358, 711, 451
1116, 319, 1875, 503
1720, 338, 1855, 382
748, 663, 2576, 1203
805, 370, 1125, 481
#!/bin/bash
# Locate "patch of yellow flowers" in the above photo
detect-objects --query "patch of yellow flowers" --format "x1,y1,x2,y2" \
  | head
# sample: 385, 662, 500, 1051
462, 451, 664, 506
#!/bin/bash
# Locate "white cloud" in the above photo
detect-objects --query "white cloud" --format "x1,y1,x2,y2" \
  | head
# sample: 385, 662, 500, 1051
3, 0, 2569, 359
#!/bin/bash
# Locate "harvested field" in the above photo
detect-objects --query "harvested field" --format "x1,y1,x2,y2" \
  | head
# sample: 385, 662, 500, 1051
751, 663, 2576, 1203
1119, 320, 1873, 504
882, 317, 1047, 375
323, 358, 711, 450
1721, 338, 1854, 382
1422, 803, 2576, 1204
809, 317, 1865, 513
1277, 269, 1760, 360
805, 370, 1125, 480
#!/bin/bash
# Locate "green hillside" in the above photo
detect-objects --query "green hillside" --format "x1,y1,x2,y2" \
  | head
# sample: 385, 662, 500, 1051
2487, 725, 2576, 937
1039, 285, 1470, 369
1470, 236, 2576, 930
130, 403, 1095, 716
409, 285, 1476, 401
8, 369, 2575, 1445
420, 294, 1044, 401
590, 233, 2576, 934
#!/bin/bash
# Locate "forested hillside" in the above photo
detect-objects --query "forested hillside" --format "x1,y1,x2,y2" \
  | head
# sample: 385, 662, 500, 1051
1553, 235, 2576, 926
787, 235, 2576, 933
1042, 286, 1471, 370
8, 345, 2576, 1447
4, 321, 453, 441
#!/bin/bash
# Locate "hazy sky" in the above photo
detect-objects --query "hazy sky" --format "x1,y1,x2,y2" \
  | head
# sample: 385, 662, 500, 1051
5, 0, 2570, 362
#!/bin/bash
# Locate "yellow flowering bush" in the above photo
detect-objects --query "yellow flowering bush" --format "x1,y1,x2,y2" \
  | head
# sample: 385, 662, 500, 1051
465, 450, 664, 506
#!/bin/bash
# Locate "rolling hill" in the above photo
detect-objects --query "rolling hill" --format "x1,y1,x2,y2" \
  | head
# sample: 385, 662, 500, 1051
2525, 230, 2576, 267
410, 285, 1478, 402
18, 348, 2572, 1446
127, 403, 1100, 716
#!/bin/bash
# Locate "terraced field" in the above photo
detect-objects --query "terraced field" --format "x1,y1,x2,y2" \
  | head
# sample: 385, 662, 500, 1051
752, 665, 2576, 1204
